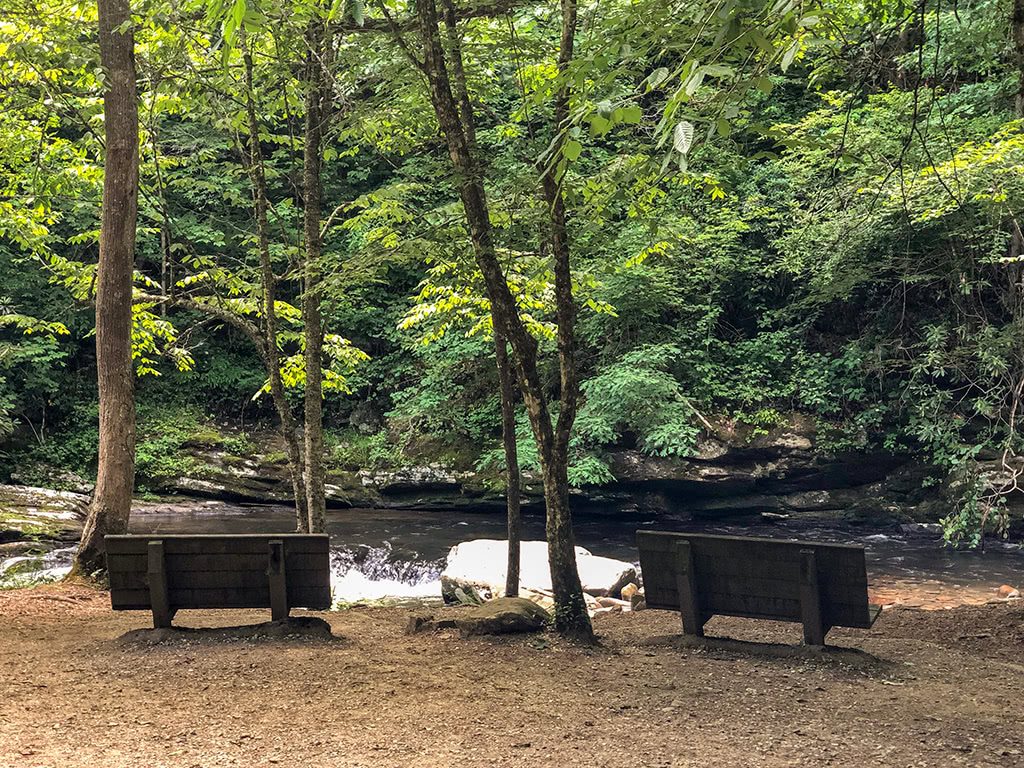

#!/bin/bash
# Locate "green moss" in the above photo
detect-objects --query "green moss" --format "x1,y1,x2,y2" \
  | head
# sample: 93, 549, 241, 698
261, 450, 289, 465
0, 508, 66, 539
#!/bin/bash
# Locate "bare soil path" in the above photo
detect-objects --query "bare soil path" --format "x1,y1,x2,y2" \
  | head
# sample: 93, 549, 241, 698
1, 584, 1022, 767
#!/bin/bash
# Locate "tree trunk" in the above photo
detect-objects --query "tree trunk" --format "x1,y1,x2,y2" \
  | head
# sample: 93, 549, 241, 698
415, 0, 592, 639
1014, 0, 1024, 117
240, 33, 308, 531
73, 0, 138, 577
536, 0, 590, 639
302, 16, 328, 533
495, 330, 521, 597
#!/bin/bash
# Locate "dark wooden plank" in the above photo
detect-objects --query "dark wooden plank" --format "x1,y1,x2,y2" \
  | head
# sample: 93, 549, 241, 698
107, 534, 331, 542
799, 549, 826, 645
674, 540, 704, 637
110, 585, 331, 611
691, 552, 866, 585
107, 552, 329, 575
268, 539, 288, 621
109, 568, 329, 591
638, 530, 866, 554
105, 534, 329, 556
147, 541, 172, 629
686, 572, 862, 600
709, 594, 874, 627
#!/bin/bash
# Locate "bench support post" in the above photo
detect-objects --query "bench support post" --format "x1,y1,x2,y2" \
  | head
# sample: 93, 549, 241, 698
147, 540, 173, 629
799, 548, 826, 646
675, 540, 704, 637
268, 539, 289, 621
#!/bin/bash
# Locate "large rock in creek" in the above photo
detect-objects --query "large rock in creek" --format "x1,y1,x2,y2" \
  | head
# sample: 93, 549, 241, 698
455, 597, 550, 637
440, 539, 637, 604
0, 484, 87, 544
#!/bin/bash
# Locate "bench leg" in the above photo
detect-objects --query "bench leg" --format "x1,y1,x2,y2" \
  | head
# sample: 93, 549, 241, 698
799, 549, 826, 646
675, 541, 705, 637
147, 540, 173, 629
268, 539, 289, 621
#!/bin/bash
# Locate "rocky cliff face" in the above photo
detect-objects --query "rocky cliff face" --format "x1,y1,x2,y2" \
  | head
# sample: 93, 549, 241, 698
5, 420, 990, 534
144, 423, 957, 525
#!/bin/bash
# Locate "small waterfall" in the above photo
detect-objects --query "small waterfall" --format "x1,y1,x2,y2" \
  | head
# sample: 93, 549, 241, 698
0, 547, 75, 587
330, 542, 444, 602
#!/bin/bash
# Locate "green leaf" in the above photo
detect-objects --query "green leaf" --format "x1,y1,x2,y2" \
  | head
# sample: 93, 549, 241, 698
781, 40, 800, 72
684, 66, 705, 97
620, 105, 643, 125
563, 139, 583, 162
350, 0, 365, 26
645, 67, 670, 90
589, 114, 612, 137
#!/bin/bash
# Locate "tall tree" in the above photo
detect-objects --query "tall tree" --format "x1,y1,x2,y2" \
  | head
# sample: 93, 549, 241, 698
239, 30, 310, 532
438, 0, 521, 595
534, 0, 587, 627
303, 11, 329, 533
1014, 0, 1024, 118
494, 330, 521, 597
73, 0, 139, 576
410, 0, 593, 638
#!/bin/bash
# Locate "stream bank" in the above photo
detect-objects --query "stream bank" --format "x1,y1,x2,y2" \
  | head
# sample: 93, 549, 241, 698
3, 422, 1022, 602
9, 420, 990, 522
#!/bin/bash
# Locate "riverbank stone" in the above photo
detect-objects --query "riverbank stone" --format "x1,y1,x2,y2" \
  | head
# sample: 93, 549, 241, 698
440, 539, 637, 604
455, 597, 550, 636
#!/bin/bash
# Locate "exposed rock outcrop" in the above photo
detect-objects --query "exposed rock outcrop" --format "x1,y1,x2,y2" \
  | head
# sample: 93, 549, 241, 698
0, 484, 87, 544
14, 415, 983, 525
454, 597, 550, 636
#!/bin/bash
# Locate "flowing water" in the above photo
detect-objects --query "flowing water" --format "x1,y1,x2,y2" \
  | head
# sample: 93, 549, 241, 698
4, 499, 1023, 607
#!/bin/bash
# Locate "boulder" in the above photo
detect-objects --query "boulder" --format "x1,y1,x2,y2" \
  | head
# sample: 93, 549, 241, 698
349, 401, 385, 435
620, 582, 640, 601
629, 587, 646, 611
0, 484, 88, 543
455, 597, 550, 637
440, 539, 637, 603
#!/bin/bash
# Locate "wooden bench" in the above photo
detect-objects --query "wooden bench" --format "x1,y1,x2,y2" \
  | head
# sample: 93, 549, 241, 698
636, 531, 881, 645
105, 534, 332, 628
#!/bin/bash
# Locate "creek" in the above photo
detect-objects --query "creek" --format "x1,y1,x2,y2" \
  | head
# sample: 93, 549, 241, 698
3, 499, 1022, 606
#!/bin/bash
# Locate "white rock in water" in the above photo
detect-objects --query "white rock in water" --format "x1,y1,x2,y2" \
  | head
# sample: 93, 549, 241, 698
440, 539, 637, 604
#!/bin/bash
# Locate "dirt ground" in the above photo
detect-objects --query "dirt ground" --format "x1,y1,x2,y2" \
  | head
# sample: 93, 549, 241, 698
1, 584, 1022, 768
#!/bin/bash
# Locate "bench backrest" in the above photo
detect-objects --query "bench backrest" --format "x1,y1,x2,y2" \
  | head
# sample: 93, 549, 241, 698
637, 530, 875, 628
106, 534, 332, 611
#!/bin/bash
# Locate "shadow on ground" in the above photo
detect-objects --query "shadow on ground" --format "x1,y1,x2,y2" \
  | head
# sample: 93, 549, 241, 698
641, 632, 893, 672
115, 615, 343, 647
